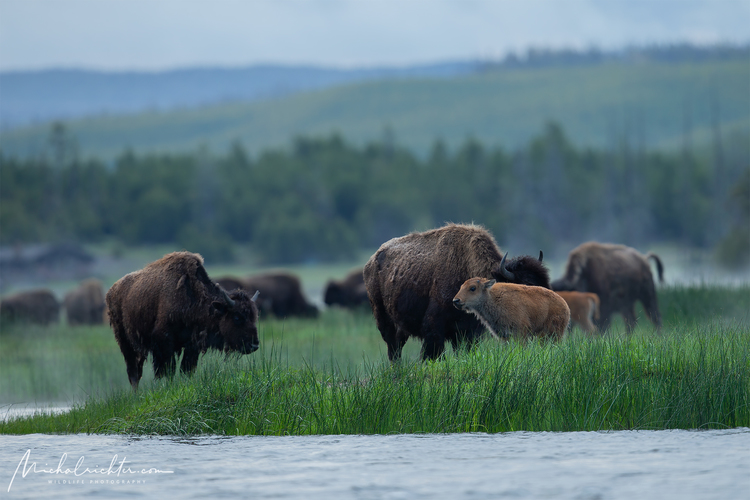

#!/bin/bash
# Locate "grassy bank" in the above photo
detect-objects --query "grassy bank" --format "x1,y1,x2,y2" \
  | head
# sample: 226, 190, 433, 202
1, 285, 748, 434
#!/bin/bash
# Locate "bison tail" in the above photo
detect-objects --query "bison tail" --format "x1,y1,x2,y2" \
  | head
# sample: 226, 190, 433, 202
646, 252, 664, 283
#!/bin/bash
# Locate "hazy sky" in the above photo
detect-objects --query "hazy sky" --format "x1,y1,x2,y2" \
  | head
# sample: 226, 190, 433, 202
1, 0, 749, 71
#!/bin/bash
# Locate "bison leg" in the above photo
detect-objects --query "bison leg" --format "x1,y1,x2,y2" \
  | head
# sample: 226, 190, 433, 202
370, 297, 405, 361
595, 305, 613, 333
622, 305, 638, 334
419, 301, 447, 361
152, 347, 177, 379
180, 345, 201, 374
641, 286, 662, 330
112, 324, 144, 390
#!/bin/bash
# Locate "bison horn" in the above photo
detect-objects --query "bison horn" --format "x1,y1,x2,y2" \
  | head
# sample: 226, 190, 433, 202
538, 250, 544, 262
500, 252, 515, 281
221, 288, 236, 307
251, 290, 260, 302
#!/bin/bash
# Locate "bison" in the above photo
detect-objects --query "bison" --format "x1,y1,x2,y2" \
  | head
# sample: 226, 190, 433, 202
363, 223, 550, 360
106, 251, 260, 390
64, 278, 106, 326
324, 268, 369, 309
551, 242, 664, 333
453, 278, 570, 342
222, 272, 319, 319
554, 291, 600, 334
0, 289, 60, 326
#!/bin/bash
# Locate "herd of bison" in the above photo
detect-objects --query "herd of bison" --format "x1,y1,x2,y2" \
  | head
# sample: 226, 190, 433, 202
1, 223, 665, 389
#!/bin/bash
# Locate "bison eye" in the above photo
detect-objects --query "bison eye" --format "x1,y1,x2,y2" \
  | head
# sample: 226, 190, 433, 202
469, 286, 476, 292
232, 314, 243, 325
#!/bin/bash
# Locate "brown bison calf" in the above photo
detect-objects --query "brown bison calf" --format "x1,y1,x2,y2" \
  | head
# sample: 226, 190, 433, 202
453, 278, 570, 342
555, 291, 600, 334
64, 278, 106, 326
0, 289, 60, 326
106, 251, 260, 390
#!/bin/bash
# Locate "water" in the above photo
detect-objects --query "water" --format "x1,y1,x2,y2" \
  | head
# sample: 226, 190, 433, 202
2, 428, 748, 499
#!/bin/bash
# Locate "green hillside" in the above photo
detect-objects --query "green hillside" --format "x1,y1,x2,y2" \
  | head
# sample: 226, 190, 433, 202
1, 59, 748, 159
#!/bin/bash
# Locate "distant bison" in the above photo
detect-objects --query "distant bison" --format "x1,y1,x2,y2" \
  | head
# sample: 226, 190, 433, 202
0, 289, 60, 326
363, 223, 550, 360
453, 278, 570, 342
554, 291, 600, 334
324, 268, 369, 309
106, 251, 259, 389
551, 242, 664, 333
238, 272, 318, 318
64, 278, 106, 326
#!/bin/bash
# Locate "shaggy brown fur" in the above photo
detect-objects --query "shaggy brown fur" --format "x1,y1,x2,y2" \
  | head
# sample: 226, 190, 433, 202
551, 242, 664, 333
64, 278, 106, 326
453, 278, 570, 342
554, 291, 600, 334
324, 268, 369, 309
363, 223, 551, 361
0, 289, 59, 326
106, 251, 259, 390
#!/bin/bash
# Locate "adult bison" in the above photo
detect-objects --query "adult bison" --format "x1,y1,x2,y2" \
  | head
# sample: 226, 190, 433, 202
0, 289, 60, 326
64, 278, 106, 326
106, 251, 260, 390
324, 268, 369, 309
242, 272, 319, 318
551, 242, 664, 333
363, 223, 550, 360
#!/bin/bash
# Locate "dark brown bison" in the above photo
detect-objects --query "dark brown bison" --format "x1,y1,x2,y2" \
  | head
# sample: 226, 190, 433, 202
453, 278, 570, 342
551, 242, 664, 333
324, 268, 369, 309
64, 278, 106, 326
0, 289, 60, 326
223, 272, 318, 318
363, 223, 550, 361
106, 251, 260, 389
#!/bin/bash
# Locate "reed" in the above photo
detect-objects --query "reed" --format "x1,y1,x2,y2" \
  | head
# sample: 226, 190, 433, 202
1, 285, 748, 434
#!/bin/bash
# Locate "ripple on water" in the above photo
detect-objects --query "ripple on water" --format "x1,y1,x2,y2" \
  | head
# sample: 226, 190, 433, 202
0, 429, 748, 499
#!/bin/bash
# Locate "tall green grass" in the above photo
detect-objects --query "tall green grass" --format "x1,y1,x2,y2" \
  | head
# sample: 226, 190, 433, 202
1, 285, 748, 434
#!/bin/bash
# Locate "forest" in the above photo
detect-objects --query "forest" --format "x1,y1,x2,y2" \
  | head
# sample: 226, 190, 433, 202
1, 121, 748, 267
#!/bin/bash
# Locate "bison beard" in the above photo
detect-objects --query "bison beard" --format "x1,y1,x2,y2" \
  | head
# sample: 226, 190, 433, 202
106, 251, 260, 390
363, 223, 551, 361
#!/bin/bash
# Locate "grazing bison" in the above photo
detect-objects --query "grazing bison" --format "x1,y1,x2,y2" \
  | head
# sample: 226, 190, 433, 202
363, 223, 550, 360
551, 242, 664, 333
555, 291, 600, 334
106, 251, 259, 390
243, 272, 319, 318
0, 289, 60, 326
453, 278, 570, 342
324, 268, 369, 309
64, 278, 106, 326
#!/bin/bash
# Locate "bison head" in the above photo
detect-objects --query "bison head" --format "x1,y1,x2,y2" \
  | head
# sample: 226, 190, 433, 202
452, 277, 495, 311
491, 251, 550, 289
211, 289, 260, 354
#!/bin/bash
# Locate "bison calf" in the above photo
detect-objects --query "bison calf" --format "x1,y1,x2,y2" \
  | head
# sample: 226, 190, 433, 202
453, 278, 570, 342
106, 251, 260, 390
554, 291, 600, 334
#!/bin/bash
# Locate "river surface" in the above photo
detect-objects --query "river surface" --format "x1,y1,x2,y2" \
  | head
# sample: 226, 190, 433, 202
1, 426, 748, 499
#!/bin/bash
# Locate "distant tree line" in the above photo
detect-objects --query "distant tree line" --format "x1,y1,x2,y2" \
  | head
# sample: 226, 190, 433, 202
1, 122, 747, 267
481, 42, 750, 71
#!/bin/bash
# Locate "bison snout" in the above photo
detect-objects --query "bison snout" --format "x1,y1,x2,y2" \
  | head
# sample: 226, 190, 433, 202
452, 298, 462, 310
